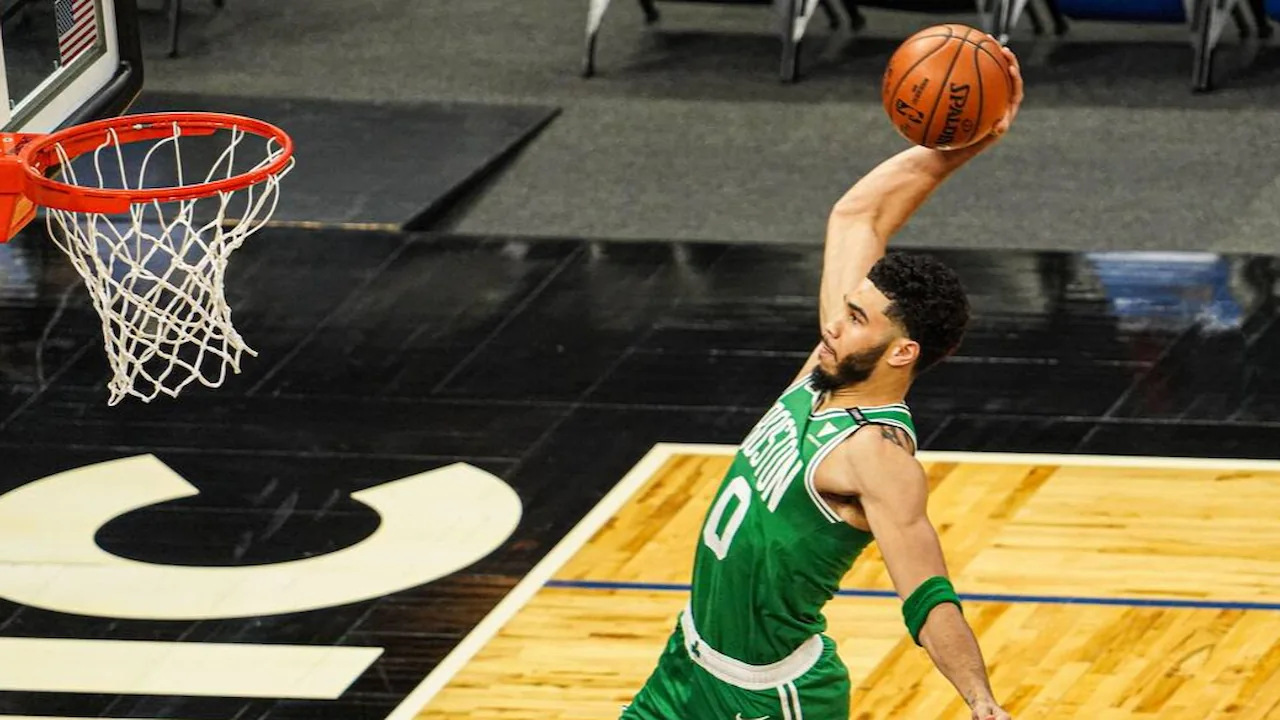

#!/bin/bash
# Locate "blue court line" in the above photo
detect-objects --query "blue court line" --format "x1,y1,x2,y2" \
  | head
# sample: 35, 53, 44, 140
545, 579, 1280, 612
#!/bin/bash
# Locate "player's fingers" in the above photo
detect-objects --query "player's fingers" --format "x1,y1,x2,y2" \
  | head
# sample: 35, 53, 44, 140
1007, 64, 1024, 108
1001, 45, 1019, 69
1002, 48, 1023, 88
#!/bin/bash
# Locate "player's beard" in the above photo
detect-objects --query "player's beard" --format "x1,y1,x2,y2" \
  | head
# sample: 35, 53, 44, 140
810, 341, 890, 392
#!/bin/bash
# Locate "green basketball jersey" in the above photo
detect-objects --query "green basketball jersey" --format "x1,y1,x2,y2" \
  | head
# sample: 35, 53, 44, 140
688, 377, 917, 665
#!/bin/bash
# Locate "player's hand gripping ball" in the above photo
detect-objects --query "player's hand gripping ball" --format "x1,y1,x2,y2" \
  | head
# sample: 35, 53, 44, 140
881, 24, 1015, 150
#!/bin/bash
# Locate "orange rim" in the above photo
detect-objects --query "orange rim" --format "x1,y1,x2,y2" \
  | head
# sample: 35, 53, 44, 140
18, 112, 294, 214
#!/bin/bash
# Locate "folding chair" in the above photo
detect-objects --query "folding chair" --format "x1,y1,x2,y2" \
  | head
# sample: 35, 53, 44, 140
1013, 0, 1258, 91
842, 0, 1005, 38
1257, 0, 1276, 33
987, 0, 1070, 42
584, 0, 1053, 81
583, 0, 858, 82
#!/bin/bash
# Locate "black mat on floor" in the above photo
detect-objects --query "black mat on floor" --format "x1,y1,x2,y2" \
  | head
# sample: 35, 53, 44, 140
124, 92, 560, 229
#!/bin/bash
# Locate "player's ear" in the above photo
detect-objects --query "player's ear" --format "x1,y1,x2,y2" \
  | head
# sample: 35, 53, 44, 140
886, 339, 919, 369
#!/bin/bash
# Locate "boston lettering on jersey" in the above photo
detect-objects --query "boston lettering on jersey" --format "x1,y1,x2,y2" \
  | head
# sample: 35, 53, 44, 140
738, 401, 804, 513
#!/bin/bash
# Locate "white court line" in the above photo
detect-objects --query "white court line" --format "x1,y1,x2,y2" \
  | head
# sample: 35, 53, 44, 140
916, 449, 1280, 471
384, 442, 688, 720
387, 442, 1280, 719
0, 637, 380, 699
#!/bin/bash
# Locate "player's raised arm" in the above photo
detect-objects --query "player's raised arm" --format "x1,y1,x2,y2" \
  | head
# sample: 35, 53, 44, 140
820, 145, 979, 329
819, 46, 1024, 331
839, 429, 1010, 720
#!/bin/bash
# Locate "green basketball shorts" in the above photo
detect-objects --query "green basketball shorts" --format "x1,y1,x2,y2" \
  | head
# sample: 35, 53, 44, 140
620, 607, 851, 720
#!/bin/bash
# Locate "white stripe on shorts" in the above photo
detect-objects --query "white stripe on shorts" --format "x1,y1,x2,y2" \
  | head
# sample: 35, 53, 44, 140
786, 682, 803, 720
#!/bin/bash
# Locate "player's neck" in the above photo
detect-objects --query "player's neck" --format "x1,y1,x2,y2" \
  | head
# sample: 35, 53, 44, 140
816, 374, 909, 411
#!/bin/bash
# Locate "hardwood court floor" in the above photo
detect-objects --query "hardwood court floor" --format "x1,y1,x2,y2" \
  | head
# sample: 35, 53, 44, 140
418, 446, 1280, 720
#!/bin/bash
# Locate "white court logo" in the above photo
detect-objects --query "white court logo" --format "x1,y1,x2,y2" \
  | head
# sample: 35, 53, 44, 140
0, 454, 523, 620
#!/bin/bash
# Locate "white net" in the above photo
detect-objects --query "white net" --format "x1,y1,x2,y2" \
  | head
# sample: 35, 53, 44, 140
42, 121, 294, 405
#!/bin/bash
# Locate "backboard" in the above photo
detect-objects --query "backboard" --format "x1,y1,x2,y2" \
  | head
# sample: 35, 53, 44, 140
0, 0, 142, 134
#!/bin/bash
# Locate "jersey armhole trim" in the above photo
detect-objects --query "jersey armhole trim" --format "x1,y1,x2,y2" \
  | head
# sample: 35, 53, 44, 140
803, 425, 858, 523
857, 402, 910, 412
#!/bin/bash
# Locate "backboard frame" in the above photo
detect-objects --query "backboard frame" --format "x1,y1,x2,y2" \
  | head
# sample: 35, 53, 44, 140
0, 0, 142, 134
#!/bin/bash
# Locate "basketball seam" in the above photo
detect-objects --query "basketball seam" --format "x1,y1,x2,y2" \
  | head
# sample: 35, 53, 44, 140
972, 39, 1006, 67
966, 43, 985, 147
921, 27, 972, 147
886, 27, 957, 121
987, 41, 1014, 98
973, 37, 1014, 123
948, 37, 1009, 68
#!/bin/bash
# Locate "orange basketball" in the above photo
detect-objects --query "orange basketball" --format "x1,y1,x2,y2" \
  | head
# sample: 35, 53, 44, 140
881, 24, 1013, 150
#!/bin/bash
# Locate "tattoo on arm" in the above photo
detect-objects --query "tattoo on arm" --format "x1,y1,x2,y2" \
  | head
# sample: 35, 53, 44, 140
878, 425, 913, 452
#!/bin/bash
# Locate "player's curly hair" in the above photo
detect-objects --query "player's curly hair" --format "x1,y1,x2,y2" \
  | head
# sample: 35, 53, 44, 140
867, 253, 970, 376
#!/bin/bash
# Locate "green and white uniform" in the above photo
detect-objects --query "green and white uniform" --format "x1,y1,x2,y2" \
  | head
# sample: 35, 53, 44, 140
622, 377, 916, 720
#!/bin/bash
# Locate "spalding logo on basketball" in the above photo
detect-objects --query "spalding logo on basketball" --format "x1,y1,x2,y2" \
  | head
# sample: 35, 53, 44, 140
881, 24, 1012, 150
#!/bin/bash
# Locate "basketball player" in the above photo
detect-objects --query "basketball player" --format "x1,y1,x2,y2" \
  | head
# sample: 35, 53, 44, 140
620, 46, 1024, 720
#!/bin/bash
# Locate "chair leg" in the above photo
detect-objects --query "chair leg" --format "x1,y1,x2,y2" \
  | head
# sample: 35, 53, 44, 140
819, 0, 839, 30
168, 0, 183, 58
1044, 0, 1069, 35
1233, 3, 1252, 36
1234, 0, 1267, 38
1233, 0, 1263, 71
1251, 0, 1273, 38
1026, 2, 1048, 35
780, 0, 800, 82
584, 0, 617, 77
840, 0, 865, 31
781, 40, 801, 83
638, 0, 660, 24
987, 0, 1011, 41
583, 33, 598, 77
1194, 0, 1257, 91
1191, 0, 1215, 92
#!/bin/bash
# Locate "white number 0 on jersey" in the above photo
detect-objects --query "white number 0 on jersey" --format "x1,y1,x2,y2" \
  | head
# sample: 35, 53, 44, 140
702, 475, 751, 560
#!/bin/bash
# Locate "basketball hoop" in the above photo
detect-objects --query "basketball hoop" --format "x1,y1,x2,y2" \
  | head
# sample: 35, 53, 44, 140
0, 112, 296, 405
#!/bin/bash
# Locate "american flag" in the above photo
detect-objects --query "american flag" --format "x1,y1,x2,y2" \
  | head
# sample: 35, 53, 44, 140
55, 0, 99, 65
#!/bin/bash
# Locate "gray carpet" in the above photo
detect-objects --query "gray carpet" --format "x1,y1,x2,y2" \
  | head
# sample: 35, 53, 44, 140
139, 1, 1280, 252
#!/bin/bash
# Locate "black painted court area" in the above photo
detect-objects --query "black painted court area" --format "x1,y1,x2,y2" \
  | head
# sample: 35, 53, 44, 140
0, 223, 1276, 718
